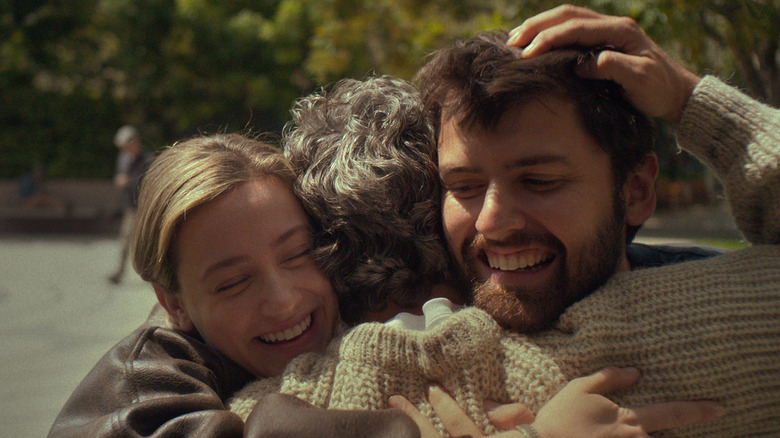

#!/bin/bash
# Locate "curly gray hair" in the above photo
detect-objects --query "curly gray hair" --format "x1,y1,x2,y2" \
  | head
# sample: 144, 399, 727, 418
284, 76, 451, 324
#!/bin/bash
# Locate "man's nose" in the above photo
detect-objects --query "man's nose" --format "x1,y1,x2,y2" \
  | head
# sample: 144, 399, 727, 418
475, 184, 526, 238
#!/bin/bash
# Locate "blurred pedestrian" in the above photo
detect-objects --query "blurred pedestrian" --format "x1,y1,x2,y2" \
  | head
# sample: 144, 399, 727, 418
108, 125, 153, 284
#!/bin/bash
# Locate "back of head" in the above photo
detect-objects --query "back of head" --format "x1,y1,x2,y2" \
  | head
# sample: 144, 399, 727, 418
132, 133, 294, 292
415, 30, 654, 190
285, 76, 450, 324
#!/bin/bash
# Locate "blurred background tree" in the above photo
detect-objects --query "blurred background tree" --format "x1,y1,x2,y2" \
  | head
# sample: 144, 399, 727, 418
1, 0, 777, 186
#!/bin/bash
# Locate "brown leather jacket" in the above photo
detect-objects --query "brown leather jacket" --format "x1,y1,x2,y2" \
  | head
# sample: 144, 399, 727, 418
47, 306, 418, 438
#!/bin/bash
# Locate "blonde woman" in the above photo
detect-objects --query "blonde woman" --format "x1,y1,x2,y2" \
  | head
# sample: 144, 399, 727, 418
49, 134, 356, 437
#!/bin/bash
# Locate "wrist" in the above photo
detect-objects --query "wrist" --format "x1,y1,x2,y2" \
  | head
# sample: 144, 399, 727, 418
670, 69, 702, 125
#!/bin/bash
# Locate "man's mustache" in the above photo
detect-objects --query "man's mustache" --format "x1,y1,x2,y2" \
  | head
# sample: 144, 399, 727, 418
468, 231, 563, 252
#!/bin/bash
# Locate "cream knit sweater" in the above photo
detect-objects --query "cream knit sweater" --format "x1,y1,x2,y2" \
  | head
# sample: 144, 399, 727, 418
677, 77, 780, 245
230, 77, 780, 437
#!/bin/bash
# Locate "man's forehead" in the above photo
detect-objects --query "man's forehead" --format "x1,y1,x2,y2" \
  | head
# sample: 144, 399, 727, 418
436, 109, 491, 154
438, 126, 570, 171
436, 95, 603, 172
438, 95, 572, 145
438, 93, 572, 139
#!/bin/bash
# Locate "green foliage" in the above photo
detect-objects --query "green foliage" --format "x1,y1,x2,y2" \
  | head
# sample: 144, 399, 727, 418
635, 0, 780, 106
1, 0, 777, 178
0, 87, 119, 178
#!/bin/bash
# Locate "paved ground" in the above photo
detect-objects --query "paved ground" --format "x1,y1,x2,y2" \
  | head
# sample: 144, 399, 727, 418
0, 235, 157, 437
637, 202, 743, 242
0, 202, 743, 437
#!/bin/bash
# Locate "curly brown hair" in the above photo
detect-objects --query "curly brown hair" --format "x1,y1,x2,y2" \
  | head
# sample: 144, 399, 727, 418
284, 76, 452, 324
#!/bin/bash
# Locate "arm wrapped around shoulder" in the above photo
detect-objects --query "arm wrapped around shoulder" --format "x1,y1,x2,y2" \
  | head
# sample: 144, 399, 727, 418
531, 244, 780, 437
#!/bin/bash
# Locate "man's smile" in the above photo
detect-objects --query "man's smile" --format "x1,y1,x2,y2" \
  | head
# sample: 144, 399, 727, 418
483, 250, 554, 272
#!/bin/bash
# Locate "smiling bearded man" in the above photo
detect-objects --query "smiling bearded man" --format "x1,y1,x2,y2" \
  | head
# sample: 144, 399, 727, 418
428, 52, 648, 332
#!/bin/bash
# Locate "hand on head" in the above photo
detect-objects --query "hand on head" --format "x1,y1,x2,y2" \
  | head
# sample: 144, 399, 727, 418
507, 4, 701, 124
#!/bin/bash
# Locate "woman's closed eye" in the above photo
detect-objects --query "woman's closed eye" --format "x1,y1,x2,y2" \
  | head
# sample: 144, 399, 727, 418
280, 244, 315, 268
216, 276, 250, 294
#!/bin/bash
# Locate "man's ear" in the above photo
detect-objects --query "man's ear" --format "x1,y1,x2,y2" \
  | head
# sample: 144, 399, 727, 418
623, 152, 659, 227
153, 283, 195, 332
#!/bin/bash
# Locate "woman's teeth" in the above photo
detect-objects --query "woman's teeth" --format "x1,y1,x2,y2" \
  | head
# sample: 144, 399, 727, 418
260, 314, 312, 343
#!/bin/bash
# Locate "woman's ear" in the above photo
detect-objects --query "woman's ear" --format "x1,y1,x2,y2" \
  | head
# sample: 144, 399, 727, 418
153, 283, 195, 332
623, 153, 659, 227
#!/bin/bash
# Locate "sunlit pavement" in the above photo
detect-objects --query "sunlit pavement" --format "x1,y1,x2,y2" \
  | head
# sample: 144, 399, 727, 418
0, 236, 157, 437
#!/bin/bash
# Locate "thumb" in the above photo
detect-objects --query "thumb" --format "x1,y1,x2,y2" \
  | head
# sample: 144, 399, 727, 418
574, 51, 669, 119
576, 50, 649, 88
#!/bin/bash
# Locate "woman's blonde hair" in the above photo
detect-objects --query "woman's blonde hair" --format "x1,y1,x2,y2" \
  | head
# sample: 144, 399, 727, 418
132, 133, 294, 292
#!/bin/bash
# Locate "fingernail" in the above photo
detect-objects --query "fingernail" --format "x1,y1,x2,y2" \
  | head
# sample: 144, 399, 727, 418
521, 41, 536, 57
483, 400, 501, 414
387, 395, 404, 408
506, 32, 521, 46
624, 367, 640, 376
427, 384, 448, 403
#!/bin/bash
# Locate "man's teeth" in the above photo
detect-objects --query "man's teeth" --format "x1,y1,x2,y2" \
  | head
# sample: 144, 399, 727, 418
260, 314, 312, 343
487, 253, 550, 271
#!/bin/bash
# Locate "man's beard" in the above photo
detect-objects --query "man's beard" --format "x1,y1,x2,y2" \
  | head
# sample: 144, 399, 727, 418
459, 195, 626, 333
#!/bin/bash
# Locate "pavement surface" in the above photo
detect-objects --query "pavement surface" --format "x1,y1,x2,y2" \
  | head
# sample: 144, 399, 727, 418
0, 202, 743, 437
0, 235, 157, 437
637, 202, 743, 243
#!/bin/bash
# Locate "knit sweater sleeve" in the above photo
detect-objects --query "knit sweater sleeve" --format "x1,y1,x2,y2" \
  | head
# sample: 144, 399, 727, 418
677, 76, 780, 244
532, 245, 780, 437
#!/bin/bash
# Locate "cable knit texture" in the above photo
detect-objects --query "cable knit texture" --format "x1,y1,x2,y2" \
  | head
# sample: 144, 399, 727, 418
230, 308, 568, 435
230, 77, 780, 437
531, 245, 780, 437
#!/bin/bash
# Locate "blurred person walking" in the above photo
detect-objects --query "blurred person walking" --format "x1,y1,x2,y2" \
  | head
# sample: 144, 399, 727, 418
108, 125, 153, 284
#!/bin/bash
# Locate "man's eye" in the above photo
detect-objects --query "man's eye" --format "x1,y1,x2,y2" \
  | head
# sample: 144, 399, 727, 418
446, 182, 485, 198
523, 178, 559, 190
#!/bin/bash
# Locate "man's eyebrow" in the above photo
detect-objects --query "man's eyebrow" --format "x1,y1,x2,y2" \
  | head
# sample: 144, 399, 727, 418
439, 154, 570, 176
438, 164, 480, 176
201, 256, 250, 283
505, 154, 569, 169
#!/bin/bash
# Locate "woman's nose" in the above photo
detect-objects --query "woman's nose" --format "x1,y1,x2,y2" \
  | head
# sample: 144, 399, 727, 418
256, 273, 304, 317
